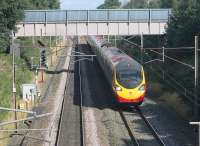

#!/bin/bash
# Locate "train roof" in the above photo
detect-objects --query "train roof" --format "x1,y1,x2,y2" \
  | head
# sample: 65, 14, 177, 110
102, 46, 141, 67
92, 36, 142, 69
116, 59, 141, 72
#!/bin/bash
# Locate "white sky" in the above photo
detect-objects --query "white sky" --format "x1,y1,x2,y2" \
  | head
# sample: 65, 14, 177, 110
60, 0, 129, 10
60, 0, 104, 10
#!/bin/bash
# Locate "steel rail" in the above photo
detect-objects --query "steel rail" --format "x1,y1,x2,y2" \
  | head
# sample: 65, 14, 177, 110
119, 110, 139, 146
54, 48, 73, 146
55, 40, 85, 146
78, 44, 85, 146
136, 107, 165, 146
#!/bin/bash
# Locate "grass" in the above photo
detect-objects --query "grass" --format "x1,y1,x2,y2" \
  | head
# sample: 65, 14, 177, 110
19, 36, 61, 67
0, 53, 33, 121
0, 36, 61, 146
159, 92, 190, 118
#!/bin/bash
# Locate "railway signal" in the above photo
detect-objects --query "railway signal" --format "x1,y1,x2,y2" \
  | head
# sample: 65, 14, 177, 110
40, 49, 48, 68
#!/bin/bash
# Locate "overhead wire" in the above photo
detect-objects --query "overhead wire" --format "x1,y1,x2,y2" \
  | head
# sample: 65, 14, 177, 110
148, 49, 194, 69
120, 37, 197, 104
144, 51, 196, 103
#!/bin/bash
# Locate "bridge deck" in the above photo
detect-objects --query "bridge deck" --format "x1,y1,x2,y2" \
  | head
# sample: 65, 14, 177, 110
15, 9, 171, 36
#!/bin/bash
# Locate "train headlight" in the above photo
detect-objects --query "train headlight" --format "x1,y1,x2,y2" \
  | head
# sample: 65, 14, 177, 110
139, 84, 145, 91
115, 86, 122, 91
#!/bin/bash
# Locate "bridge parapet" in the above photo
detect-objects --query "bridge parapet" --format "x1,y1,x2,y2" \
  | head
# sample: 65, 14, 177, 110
16, 9, 171, 36
22, 9, 171, 23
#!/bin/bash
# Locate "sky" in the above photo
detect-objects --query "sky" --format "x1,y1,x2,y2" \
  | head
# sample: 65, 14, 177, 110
60, 0, 104, 10
60, 0, 130, 10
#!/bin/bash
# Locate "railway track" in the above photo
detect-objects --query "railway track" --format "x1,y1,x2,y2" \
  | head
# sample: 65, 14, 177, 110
55, 47, 73, 146
55, 39, 85, 146
119, 107, 165, 146
77, 45, 85, 146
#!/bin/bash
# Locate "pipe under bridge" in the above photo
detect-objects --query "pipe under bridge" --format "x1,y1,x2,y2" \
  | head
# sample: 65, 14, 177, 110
15, 9, 171, 37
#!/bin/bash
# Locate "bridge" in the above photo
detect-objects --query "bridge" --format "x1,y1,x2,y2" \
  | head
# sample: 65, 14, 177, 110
15, 9, 171, 37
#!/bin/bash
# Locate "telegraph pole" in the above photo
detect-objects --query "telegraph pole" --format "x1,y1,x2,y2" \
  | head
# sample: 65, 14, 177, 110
12, 32, 17, 131
194, 36, 199, 119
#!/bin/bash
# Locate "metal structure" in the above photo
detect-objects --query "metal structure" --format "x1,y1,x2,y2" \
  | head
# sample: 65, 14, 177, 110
194, 36, 199, 118
11, 33, 17, 131
15, 9, 171, 36
190, 122, 200, 146
0, 113, 52, 127
120, 36, 199, 118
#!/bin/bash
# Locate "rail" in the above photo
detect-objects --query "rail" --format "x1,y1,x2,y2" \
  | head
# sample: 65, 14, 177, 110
119, 107, 165, 146
136, 107, 165, 146
119, 110, 139, 146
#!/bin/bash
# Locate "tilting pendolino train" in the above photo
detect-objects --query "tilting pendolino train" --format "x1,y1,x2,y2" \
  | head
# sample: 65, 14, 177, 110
86, 36, 146, 106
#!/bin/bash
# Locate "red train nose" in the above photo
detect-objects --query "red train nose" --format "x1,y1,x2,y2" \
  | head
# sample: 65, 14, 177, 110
116, 94, 145, 103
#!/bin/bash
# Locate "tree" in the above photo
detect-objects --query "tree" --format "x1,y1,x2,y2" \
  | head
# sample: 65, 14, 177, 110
48, 0, 60, 9
123, 0, 161, 8
97, 0, 121, 9
0, 0, 60, 52
159, 0, 179, 8
166, 0, 200, 47
0, 0, 25, 52
123, 0, 146, 8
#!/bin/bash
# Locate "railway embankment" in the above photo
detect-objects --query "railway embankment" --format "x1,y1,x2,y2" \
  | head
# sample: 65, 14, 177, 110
8, 38, 72, 146
2, 37, 67, 146
0, 44, 34, 146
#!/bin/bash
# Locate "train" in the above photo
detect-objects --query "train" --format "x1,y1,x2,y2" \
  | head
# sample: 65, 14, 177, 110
86, 36, 146, 106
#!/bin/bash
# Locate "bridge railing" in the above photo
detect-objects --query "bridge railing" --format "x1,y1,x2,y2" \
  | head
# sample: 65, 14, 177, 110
23, 9, 171, 24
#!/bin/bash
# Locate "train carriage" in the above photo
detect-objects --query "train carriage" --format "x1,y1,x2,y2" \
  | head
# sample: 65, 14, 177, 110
87, 36, 146, 105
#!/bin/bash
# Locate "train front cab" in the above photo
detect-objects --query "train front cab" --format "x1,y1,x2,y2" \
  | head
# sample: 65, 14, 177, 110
112, 67, 146, 106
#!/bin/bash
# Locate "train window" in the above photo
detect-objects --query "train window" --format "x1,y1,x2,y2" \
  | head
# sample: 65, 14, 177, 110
116, 68, 142, 89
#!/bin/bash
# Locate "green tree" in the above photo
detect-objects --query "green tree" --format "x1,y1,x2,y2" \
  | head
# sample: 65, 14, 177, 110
159, 0, 179, 8
0, 0, 60, 52
123, 0, 161, 8
166, 0, 200, 47
97, 0, 121, 9
123, 0, 146, 8
0, 0, 25, 52
48, 0, 60, 9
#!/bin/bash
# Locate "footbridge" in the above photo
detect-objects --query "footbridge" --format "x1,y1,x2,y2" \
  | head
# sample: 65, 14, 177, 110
15, 9, 171, 37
